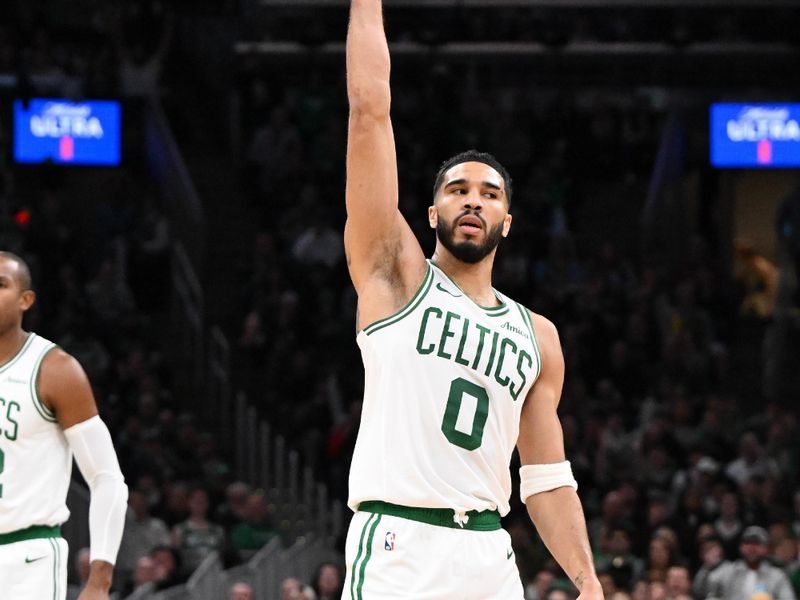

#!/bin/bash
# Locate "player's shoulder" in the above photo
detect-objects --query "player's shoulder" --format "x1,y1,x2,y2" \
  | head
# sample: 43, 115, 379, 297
516, 306, 560, 345
40, 346, 87, 380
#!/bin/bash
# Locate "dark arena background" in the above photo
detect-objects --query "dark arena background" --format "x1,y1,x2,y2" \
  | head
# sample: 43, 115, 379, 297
1, 0, 800, 598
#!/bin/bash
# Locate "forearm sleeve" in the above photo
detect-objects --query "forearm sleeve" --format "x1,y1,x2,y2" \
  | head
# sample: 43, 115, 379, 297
64, 415, 129, 564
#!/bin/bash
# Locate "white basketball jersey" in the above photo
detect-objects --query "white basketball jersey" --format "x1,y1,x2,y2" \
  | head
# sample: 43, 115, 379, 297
348, 260, 542, 516
0, 333, 71, 534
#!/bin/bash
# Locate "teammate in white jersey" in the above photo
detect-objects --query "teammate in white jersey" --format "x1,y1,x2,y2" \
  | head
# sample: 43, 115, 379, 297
0, 251, 128, 600
343, 2, 602, 598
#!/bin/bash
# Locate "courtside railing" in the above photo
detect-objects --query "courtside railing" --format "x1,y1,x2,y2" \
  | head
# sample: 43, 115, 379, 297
125, 534, 340, 600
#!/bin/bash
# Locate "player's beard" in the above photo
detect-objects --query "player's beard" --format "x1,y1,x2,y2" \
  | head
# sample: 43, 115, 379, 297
436, 211, 505, 264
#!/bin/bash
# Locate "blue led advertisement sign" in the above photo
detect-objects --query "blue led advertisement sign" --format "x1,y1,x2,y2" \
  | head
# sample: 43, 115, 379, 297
711, 103, 800, 168
14, 98, 121, 166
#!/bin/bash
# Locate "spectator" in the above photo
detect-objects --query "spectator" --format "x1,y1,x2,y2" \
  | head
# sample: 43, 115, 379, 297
117, 489, 171, 584
597, 569, 618, 597
693, 536, 726, 599
116, 5, 173, 99
281, 577, 303, 600
311, 561, 343, 600
525, 569, 555, 600
595, 527, 644, 590
171, 487, 226, 576
646, 536, 677, 583
230, 491, 278, 558
773, 534, 800, 596
715, 491, 744, 559
121, 556, 158, 599
734, 240, 779, 319
545, 588, 576, 600
649, 581, 667, 600
150, 545, 182, 591
664, 565, 692, 599
726, 432, 781, 488
229, 581, 255, 600
704, 526, 796, 599
216, 481, 253, 528
291, 209, 344, 269
84, 255, 136, 326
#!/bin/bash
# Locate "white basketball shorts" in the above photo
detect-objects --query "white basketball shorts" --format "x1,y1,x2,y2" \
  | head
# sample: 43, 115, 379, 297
0, 534, 68, 600
343, 504, 524, 600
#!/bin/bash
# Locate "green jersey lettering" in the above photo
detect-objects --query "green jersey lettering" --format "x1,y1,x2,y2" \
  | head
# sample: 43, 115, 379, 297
416, 307, 442, 355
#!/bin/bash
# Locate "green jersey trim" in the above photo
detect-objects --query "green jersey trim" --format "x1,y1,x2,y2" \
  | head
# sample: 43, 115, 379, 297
363, 266, 434, 336
350, 512, 380, 599
429, 260, 509, 314
355, 513, 382, 599
0, 524, 61, 545
358, 500, 502, 531
31, 344, 57, 423
516, 303, 542, 380
0, 333, 36, 375
49, 537, 60, 600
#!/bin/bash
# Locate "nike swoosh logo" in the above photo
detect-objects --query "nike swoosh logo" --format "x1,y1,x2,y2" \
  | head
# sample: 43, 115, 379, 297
436, 282, 462, 297
507, 549, 513, 560
25, 556, 47, 563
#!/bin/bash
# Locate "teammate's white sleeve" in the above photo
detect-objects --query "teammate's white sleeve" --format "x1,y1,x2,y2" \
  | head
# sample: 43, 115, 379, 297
64, 415, 129, 564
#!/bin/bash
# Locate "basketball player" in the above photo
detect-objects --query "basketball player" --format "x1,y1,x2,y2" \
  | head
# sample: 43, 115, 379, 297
343, 2, 602, 598
0, 251, 128, 599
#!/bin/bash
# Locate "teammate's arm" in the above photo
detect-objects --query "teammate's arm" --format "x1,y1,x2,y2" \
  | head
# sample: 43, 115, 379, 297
516, 315, 602, 599
40, 349, 128, 600
345, 0, 426, 305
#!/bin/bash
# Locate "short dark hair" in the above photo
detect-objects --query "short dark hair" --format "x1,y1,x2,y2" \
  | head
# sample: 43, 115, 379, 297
0, 251, 32, 291
432, 150, 513, 205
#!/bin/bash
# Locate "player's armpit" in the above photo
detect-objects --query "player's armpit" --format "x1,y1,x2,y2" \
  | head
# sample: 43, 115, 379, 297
37, 348, 99, 430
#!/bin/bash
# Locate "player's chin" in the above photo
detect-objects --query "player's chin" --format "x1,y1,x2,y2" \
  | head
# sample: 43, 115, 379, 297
456, 227, 485, 240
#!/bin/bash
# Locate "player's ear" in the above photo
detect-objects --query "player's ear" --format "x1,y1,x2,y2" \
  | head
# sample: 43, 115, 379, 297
19, 290, 36, 312
428, 204, 438, 229
502, 213, 512, 238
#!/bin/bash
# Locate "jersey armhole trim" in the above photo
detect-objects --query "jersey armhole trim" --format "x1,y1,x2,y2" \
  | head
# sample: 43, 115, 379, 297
516, 303, 543, 381
0, 333, 36, 375
31, 344, 58, 423
362, 265, 434, 336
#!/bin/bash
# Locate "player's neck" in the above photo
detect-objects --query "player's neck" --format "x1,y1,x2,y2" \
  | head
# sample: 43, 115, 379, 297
0, 328, 29, 366
431, 249, 500, 307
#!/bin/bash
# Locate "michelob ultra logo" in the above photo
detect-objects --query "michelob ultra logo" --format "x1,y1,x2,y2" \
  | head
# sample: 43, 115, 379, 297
14, 98, 121, 166
726, 107, 800, 142
711, 103, 800, 168
29, 102, 105, 139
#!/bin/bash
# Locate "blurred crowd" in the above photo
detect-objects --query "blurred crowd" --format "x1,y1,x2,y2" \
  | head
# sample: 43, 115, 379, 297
0, 0, 171, 101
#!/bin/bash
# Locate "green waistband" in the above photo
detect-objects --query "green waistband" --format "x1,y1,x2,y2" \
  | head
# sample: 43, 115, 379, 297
0, 525, 62, 545
358, 501, 501, 531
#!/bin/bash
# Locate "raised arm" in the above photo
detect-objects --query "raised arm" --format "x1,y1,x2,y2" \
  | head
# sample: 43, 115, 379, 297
345, 0, 425, 301
517, 315, 602, 599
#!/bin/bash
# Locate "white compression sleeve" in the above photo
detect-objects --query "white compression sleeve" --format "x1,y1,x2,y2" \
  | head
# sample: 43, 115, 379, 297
64, 415, 129, 564
519, 461, 578, 503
